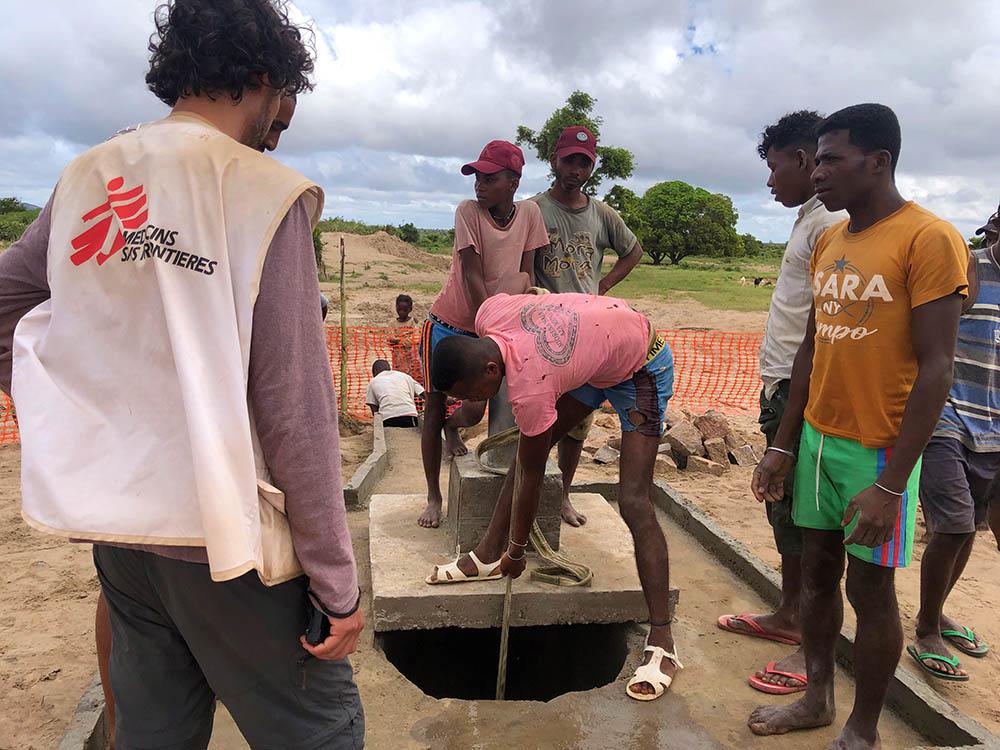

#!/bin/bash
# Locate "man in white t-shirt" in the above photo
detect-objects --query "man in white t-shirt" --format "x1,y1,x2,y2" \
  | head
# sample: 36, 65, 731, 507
366, 359, 424, 428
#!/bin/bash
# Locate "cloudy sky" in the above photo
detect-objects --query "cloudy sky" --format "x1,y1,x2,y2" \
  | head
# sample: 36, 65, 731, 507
2, 0, 997, 241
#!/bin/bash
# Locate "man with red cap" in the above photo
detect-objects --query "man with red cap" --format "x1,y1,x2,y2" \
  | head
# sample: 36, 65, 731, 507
417, 140, 550, 528
531, 125, 644, 527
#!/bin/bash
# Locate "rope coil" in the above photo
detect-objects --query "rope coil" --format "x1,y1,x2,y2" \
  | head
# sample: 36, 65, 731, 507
475, 427, 593, 588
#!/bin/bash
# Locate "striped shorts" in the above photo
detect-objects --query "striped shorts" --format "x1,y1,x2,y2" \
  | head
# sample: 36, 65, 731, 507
792, 421, 920, 568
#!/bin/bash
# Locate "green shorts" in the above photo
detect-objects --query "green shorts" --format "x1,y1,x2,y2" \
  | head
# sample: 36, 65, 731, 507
793, 421, 920, 568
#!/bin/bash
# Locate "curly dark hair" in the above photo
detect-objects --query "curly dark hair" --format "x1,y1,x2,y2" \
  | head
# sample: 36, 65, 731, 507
146, 0, 315, 107
816, 103, 901, 173
757, 110, 824, 160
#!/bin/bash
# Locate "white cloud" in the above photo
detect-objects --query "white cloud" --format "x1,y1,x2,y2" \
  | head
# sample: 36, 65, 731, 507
1, 0, 998, 241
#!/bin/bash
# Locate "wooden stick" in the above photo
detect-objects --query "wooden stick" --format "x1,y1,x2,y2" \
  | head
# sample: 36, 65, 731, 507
339, 237, 347, 413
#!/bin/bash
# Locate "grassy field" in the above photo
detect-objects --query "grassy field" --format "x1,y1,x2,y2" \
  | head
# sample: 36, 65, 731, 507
611, 256, 781, 312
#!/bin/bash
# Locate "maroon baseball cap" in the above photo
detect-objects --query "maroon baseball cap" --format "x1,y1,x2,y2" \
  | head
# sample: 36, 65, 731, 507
461, 140, 525, 176
554, 125, 597, 162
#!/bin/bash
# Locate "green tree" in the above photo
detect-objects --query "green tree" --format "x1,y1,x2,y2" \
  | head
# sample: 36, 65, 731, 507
398, 222, 419, 244
0, 197, 23, 214
516, 90, 635, 196
603, 185, 642, 228
636, 181, 742, 265
740, 232, 764, 256
969, 235, 986, 250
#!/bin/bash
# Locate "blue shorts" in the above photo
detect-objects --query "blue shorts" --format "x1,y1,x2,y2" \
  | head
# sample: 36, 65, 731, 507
569, 340, 674, 438
419, 315, 476, 392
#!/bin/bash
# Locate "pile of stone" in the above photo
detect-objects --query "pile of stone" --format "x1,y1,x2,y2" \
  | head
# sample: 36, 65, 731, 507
659, 409, 759, 476
587, 408, 759, 476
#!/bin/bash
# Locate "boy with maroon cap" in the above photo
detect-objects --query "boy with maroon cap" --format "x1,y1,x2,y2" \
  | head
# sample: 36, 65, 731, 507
417, 140, 550, 528
531, 125, 644, 527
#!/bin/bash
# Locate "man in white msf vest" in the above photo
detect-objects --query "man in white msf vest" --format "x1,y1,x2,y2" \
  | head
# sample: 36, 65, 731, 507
0, 2, 365, 748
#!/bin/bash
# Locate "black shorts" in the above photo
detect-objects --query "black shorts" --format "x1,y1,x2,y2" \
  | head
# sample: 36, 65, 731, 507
94, 545, 364, 750
920, 436, 1000, 534
382, 415, 418, 428
758, 381, 803, 557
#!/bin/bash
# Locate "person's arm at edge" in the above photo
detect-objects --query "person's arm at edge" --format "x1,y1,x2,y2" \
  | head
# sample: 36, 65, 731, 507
0, 194, 55, 394
520, 247, 540, 286
459, 245, 488, 312
599, 241, 642, 295
963, 252, 979, 313
752, 306, 816, 503
248, 197, 362, 657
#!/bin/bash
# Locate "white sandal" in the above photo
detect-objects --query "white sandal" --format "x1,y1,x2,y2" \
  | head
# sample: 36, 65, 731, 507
425, 551, 503, 585
626, 645, 683, 701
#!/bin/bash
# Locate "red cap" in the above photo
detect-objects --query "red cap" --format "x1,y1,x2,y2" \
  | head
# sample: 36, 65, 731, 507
461, 140, 525, 177
554, 125, 597, 162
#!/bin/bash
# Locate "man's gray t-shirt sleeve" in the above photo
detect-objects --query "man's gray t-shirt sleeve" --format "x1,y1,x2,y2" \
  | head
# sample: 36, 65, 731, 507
596, 200, 638, 257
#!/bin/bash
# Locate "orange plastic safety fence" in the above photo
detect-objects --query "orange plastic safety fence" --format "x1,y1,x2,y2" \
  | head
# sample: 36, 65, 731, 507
327, 326, 763, 421
0, 326, 764, 444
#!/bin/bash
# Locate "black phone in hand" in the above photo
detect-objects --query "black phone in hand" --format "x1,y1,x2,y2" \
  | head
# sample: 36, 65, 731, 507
304, 601, 331, 646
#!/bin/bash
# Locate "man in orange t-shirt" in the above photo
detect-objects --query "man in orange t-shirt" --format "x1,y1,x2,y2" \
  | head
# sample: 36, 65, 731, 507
750, 104, 968, 749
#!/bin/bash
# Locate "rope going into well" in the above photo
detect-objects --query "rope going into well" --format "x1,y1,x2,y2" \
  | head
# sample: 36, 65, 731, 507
475, 426, 593, 588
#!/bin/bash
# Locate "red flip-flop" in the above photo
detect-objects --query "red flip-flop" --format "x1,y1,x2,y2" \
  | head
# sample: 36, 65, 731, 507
748, 661, 808, 695
716, 614, 801, 646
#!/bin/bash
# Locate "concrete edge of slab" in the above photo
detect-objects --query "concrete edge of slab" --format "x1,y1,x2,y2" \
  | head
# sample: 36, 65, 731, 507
344, 415, 387, 508
57, 673, 107, 750
646, 478, 1000, 750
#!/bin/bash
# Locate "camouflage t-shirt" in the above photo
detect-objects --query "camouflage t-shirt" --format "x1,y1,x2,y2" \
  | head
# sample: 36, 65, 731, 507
530, 190, 637, 294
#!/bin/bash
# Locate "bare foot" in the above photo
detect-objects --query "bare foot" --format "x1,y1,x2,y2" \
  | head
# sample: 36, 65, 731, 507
444, 425, 468, 457
418, 497, 442, 528
827, 725, 880, 749
561, 496, 587, 527
721, 611, 801, 644
911, 633, 967, 678
628, 624, 679, 697
753, 647, 807, 690
748, 696, 835, 736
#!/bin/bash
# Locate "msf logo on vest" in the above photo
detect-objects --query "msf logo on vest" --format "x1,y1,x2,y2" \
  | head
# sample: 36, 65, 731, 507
813, 256, 893, 344
70, 177, 148, 266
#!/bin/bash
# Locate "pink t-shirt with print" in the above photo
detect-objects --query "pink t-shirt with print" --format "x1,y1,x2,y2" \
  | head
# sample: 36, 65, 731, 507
475, 293, 650, 437
430, 199, 549, 332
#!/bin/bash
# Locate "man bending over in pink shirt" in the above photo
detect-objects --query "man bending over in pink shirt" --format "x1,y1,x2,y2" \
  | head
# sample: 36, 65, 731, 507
425, 275, 681, 701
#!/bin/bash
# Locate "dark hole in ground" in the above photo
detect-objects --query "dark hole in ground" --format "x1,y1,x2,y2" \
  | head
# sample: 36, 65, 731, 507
379, 623, 629, 702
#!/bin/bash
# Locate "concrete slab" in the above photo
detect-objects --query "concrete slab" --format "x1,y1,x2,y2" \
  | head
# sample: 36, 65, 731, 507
344, 415, 387, 508
370, 492, 666, 631
57, 674, 107, 750
447, 452, 562, 552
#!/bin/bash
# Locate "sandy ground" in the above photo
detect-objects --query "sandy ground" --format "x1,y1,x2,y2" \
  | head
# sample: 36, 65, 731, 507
2, 233, 998, 746
211, 428, 924, 750
5, 414, 1000, 747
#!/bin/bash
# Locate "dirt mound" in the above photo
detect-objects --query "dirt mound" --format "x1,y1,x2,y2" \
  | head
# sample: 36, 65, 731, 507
366, 231, 451, 270
338, 412, 369, 436
322, 230, 451, 273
